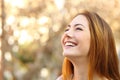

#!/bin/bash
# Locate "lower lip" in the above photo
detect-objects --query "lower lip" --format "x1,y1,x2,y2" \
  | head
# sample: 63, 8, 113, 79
64, 45, 75, 49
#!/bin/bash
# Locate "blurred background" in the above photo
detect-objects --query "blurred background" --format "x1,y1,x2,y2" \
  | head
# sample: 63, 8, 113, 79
0, 0, 120, 80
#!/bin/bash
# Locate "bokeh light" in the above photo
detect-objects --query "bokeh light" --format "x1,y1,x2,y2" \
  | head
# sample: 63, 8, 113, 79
40, 68, 49, 78
1, 0, 120, 80
8, 36, 15, 45
54, 0, 65, 10
4, 70, 13, 80
5, 0, 26, 8
18, 30, 33, 45
4, 52, 12, 61
20, 17, 30, 27
38, 16, 49, 25
6, 16, 15, 25
12, 45, 19, 52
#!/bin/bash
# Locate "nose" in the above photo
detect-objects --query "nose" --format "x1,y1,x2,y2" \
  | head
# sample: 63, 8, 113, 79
65, 29, 74, 38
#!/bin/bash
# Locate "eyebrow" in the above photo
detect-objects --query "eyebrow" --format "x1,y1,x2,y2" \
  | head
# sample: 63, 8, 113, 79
68, 23, 85, 28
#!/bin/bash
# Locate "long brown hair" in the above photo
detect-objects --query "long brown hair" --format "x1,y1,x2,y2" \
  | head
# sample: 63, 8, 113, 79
62, 10, 120, 80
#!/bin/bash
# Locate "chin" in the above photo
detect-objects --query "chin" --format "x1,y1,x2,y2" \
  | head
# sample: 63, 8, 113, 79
63, 51, 87, 58
63, 52, 76, 57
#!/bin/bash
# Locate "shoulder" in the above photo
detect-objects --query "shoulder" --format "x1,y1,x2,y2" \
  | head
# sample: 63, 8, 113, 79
56, 75, 63, 80
101, 77, 109, 80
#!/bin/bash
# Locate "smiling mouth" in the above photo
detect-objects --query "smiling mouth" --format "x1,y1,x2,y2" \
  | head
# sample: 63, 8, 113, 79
65, 41, 77, 47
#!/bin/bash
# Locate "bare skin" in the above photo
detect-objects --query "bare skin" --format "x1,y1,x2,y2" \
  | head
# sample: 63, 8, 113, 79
57, 15, 108, 80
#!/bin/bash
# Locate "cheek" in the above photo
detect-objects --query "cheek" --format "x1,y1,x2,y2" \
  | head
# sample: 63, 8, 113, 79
61, 34, 65, 46
77, 34, 90, 50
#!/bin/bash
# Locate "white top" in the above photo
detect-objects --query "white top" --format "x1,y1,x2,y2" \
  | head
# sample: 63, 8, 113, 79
56, 75, 62, 80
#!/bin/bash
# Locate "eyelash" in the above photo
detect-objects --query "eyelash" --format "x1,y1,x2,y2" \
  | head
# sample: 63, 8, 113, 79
76, 27, 83, 31
64, 27, 83, 32
65, 29, 69, 32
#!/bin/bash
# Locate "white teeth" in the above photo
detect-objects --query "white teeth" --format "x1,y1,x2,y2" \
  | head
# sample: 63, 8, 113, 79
65, 42, 75, 46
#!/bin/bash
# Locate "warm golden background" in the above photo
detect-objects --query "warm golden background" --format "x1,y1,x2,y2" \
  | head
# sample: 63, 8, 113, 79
0, 0, 120, 80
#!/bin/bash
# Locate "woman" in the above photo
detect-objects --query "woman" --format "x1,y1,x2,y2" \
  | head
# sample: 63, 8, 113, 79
57, 10, 120, 80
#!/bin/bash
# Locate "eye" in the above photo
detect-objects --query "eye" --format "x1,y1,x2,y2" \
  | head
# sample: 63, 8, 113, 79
65, 28, 69, 32
65, 29, 69, 32
76, 27, 83, 31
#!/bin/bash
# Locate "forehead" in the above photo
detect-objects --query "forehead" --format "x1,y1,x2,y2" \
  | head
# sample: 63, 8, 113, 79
70, 15, 89, 27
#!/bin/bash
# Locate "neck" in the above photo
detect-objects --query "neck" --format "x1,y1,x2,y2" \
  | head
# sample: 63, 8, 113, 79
68, 57, 105, 80
70, 57, 89, 80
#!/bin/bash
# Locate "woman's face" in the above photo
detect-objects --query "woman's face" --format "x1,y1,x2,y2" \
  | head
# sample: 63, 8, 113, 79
61, 15, 90, 58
